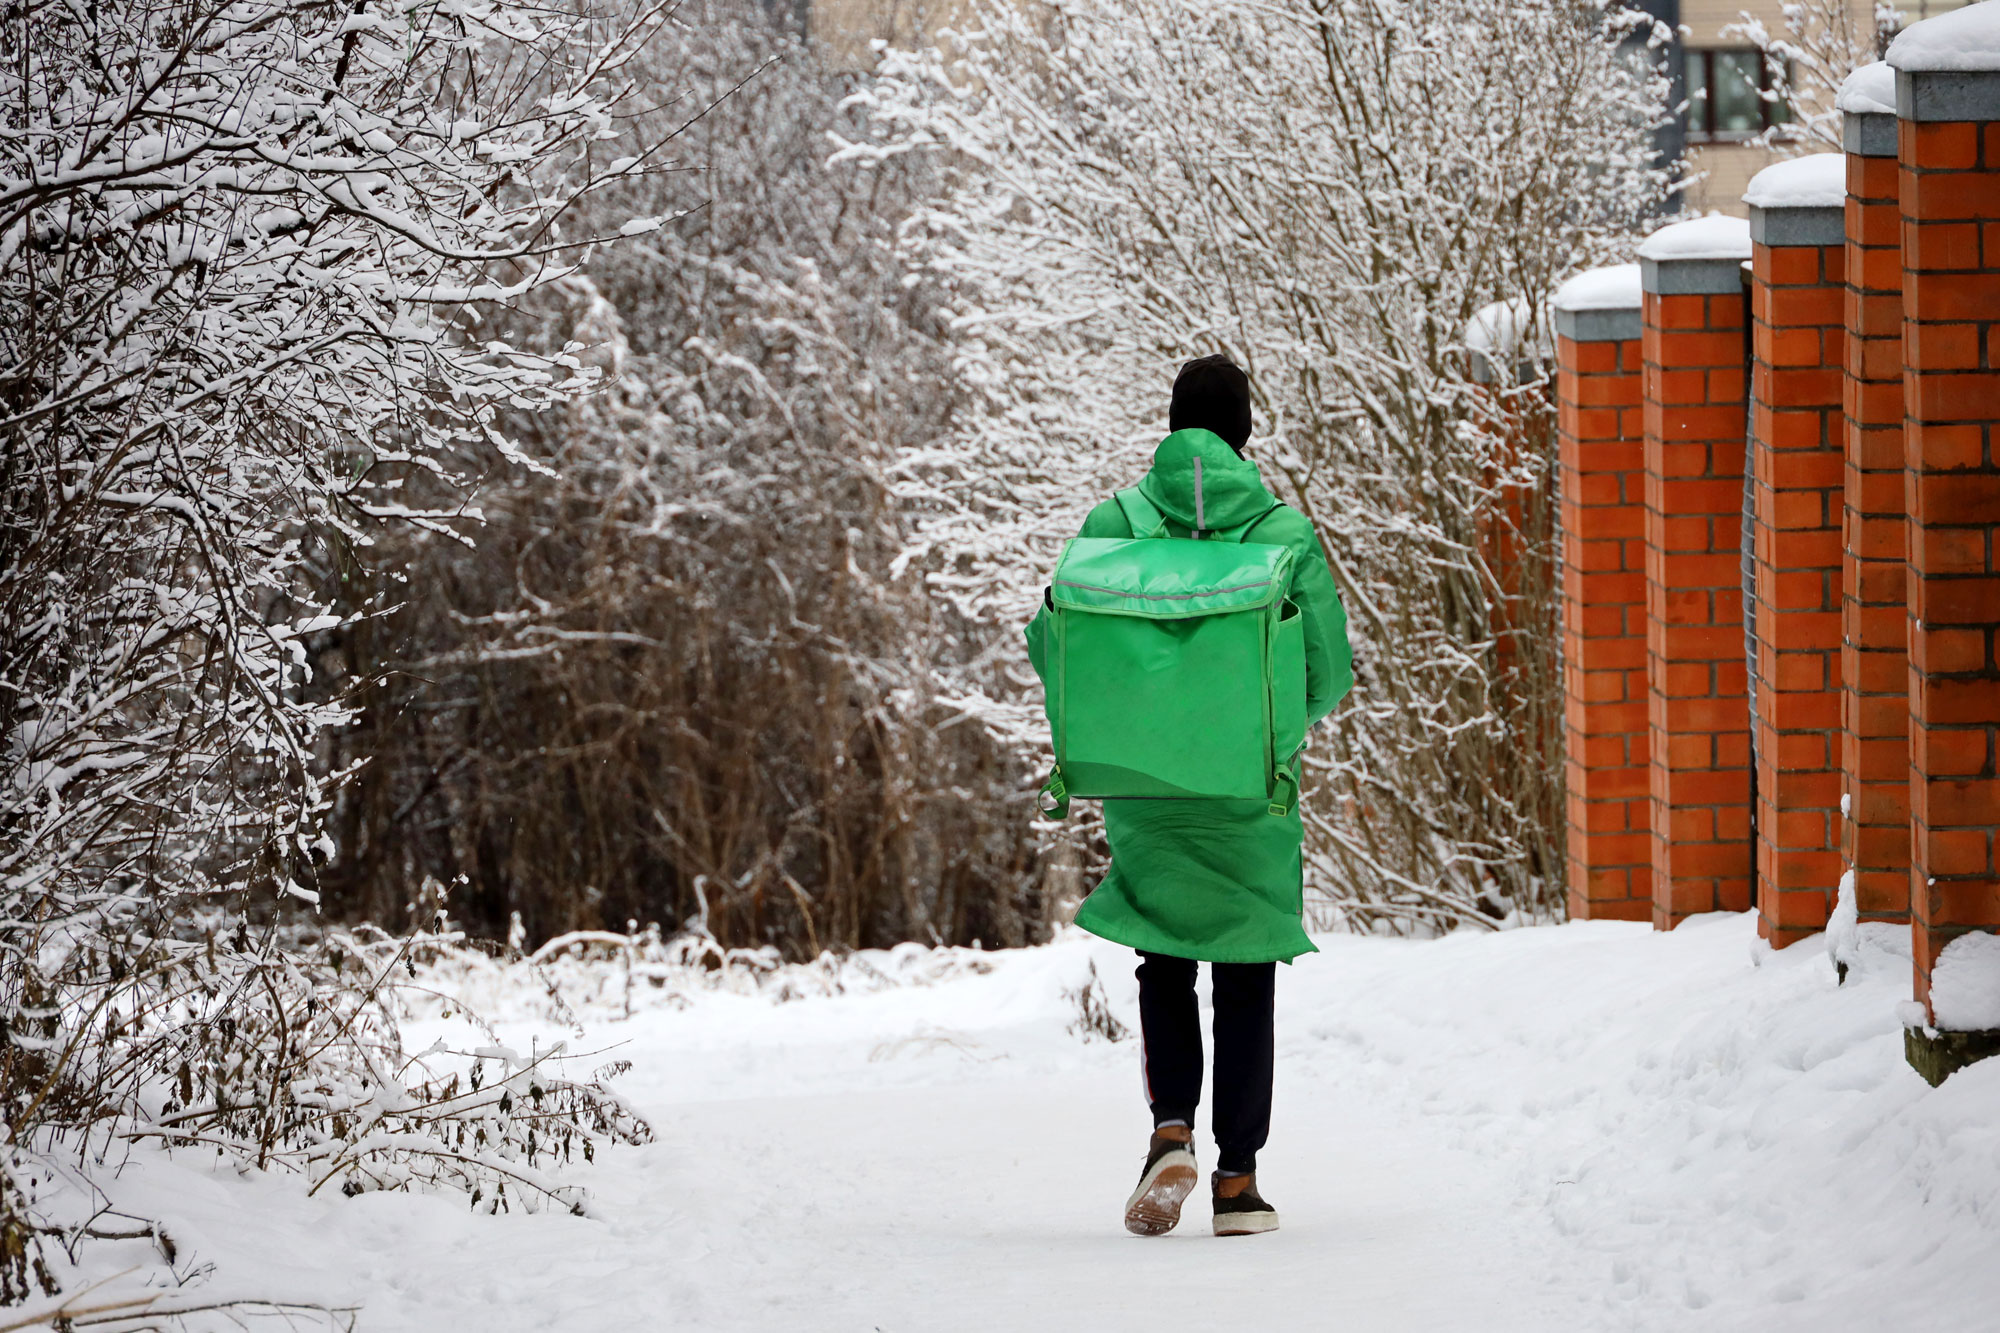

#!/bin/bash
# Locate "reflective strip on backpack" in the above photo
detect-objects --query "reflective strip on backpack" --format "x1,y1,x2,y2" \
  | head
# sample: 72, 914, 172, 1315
1053, 578, 1273, 602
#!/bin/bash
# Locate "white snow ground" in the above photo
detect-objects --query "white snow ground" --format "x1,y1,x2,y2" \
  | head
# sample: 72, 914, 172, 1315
43, 913, 2000, 1331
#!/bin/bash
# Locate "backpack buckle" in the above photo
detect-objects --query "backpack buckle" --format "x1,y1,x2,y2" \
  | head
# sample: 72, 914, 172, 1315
1267, 761, 1299, 818
1038, 766, 1070, 820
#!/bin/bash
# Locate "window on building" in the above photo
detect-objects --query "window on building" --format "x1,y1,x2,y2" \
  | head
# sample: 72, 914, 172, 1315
1682, 48, 1793, 141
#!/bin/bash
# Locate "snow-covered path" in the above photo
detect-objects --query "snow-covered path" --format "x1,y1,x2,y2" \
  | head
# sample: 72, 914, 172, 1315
615, 1060, 1569, 1331
90, 914, 2000, 1331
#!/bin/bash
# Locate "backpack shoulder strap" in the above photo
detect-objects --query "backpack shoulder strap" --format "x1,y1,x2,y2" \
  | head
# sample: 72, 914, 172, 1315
1114, 487, 1168, 539
1231, 501, 1286, 544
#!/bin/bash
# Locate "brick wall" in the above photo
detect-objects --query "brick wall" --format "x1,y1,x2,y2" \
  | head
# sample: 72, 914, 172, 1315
1554, 270, 1651, 922
1841, 100, 1913, 927
1746, 160, 1849, 947
1639, 221, 1757, 929
1543, 12, 2000, 1073
1895, 59, 2000, 1018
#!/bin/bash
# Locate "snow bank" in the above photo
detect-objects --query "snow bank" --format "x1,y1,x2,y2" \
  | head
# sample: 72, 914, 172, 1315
1743, 154, 1847, 210
1296, 916, 2000, 1329
1552, 263, 1641, 312
1889, 2, 2000, 72
1837, 60, 1896, 114
1826, 867, 1860, 975
406, 930, 1004, 1025
1931, 929, 2000, 1030
1637, 213, 1752, 261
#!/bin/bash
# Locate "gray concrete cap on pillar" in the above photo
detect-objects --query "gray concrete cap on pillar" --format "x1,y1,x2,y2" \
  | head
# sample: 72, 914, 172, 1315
1897, 68, 2000, 122
1636, 216, 1751, 296
1748, 205, 1846, 248
1554, 307, 1642, 343
1842, 111, 1897, 157
1552, 264, 1642, 343
1641, 256, 1746, 295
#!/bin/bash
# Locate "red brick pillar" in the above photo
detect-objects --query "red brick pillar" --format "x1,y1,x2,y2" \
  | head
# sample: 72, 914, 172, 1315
1639, 217, 1756, 930
1553, 266, 1650, 921
1743, 157, 1849, 947
1890, 12, 2000, 1073
1837, 62, 1913, 931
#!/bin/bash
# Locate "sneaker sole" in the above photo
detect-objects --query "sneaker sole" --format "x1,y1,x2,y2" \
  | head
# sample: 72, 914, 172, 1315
1123, 1151, 1198, 1236
1213, 1210, 1280, 1237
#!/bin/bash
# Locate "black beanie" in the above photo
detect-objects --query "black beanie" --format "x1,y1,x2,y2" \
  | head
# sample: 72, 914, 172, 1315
1168, 354, 1252, 452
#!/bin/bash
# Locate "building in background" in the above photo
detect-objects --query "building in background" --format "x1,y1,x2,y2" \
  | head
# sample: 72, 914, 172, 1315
1651, 0, 1975, 215
806, 0, 963, 71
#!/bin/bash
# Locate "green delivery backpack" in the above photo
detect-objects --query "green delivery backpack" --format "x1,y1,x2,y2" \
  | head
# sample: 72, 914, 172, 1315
1036, 488, 1307, 820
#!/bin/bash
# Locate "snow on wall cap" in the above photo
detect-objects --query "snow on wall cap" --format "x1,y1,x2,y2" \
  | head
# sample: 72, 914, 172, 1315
1465, 297, 1554, 380
1552, 263, 1642, 313
1836, 60, 1896, 114
1743, 154, 1847, 210
1464, 297, 1549, 357
1636, 213, 1753, 262
1929, 931, 2000, 1031
1887, 1, 2000, 72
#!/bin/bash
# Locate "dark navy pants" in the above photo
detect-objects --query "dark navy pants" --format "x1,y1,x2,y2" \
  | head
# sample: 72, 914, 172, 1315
1135, 951, 1276, 1175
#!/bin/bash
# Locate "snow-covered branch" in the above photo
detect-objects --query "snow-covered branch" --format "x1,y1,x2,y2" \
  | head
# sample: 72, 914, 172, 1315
854, 0, 1669, 928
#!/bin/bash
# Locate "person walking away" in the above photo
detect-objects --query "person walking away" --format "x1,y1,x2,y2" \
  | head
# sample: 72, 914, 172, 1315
1027, 354, 1352, 1237
1024, 352, 1352, 1232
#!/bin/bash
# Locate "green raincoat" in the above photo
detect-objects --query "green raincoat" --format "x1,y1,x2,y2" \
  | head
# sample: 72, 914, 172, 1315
1026, 429, 1353, 964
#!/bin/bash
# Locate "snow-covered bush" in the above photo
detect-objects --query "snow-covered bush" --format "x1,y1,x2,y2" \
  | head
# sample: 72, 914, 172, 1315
44, 921, 649, 1213
0, 0, 677, 1297
315, 4, 1051, 959
844, 0, 1670, 930
399, 921, 1006, 1025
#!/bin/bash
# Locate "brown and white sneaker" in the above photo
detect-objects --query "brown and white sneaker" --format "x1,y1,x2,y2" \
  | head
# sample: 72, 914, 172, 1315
1123, 1128, 1198, 1235
1211, 1171, 1279, 1236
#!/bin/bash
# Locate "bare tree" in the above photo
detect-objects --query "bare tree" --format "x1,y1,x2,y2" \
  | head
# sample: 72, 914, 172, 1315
0, 0, 680, 1297
314, 3, 1050, 960
846, 0, 1670, 930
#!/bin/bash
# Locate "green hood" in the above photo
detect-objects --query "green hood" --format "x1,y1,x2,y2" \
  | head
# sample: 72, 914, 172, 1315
1136, 429, 1277, 534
